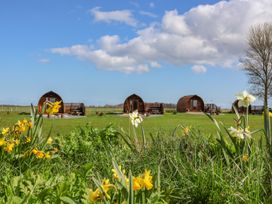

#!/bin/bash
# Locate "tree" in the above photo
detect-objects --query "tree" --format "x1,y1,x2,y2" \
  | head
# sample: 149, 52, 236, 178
242, 23, 272, 154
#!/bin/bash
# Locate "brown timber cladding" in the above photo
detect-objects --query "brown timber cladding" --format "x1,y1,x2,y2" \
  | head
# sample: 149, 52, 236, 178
177, 95, 204, 112
123, 94, 164, 114
38, 91, 85, 115
38, 91, 64, 114
123, 94, 145, 114
145, 103, 164, 114
64, 103, 85, 116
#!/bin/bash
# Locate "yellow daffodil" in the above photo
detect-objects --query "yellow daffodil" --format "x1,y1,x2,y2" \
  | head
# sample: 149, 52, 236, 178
102, 178, 113, 200
88, 179, 112, 203
133, 177, 142, 191
4, 143, 15, 153
89, 188, 101, 202
0, 138, 6, 146
47, 137, 53, 144
46, 101, 62, 115
32, 148, 38, 154
44, 152, 51, 159
112, 168, 119, 179
36, 151, 45, 159
17, 120, 26, 132
25, 136, 31, 143
14, 139, 20, 145
22, 119, 28, 124
28, 121, 33, 128
111, 165, 125, 179
142, 170, 153, 190
32, 148, 45, 159
1, 127, 10, 135
236, 91, 256, 107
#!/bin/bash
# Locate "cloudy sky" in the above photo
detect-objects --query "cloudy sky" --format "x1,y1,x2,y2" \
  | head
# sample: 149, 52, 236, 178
1, 0, 271, 107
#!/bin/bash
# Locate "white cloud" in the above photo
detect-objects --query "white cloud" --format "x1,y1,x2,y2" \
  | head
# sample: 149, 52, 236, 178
51, 45, 150, 73
162, 10, 191, 35
149, 2, 155, 8
192, 65, 207, 74
90, 7, 137, 26
52, 0, 272, 73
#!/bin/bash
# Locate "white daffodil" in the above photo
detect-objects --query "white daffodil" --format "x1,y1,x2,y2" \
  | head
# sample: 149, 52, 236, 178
236, 91, 256, 107
129, 110, 143, 128
228, 126, 251, 139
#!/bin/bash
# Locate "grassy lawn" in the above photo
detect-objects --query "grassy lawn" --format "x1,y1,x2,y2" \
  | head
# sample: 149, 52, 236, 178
0, 107, 264, 137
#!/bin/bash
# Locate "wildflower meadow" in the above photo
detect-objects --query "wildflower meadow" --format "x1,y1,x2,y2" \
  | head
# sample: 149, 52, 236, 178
0, 91, 272, 203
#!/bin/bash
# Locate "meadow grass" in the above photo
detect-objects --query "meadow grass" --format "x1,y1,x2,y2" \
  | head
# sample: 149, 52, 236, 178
0, 107, 264, 136
0, 104, 270, 203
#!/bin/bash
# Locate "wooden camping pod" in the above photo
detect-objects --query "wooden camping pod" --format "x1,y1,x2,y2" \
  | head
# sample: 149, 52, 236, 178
204, 103, 221, 115
145, 103, 164, 114
64, 103, 85, 116
38, 91, 64, 113
123, 94, 145, 114
177, 95, 204, 112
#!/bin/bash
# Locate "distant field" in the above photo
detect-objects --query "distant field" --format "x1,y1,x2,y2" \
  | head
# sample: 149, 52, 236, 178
0, 106, 264, 138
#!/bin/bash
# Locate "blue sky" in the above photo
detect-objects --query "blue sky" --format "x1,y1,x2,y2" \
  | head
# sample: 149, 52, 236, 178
1, 0, 270, 108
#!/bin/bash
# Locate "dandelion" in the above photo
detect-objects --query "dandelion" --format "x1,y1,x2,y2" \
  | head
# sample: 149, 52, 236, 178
236, 91, 256, 107
129, 110, 143, 128
1, 127, 10, 135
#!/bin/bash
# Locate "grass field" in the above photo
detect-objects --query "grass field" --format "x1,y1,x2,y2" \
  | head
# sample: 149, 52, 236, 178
0, 104, 270, 203
0, 106, 264, 137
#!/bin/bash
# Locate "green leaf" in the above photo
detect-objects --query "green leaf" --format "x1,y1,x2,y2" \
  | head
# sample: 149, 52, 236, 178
60, 196, 76, 204
128, 171, 134, 204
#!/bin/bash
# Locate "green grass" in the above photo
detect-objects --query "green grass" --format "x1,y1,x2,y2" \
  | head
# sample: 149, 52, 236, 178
0, 107, 264, 137
0, 105, 270, 203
